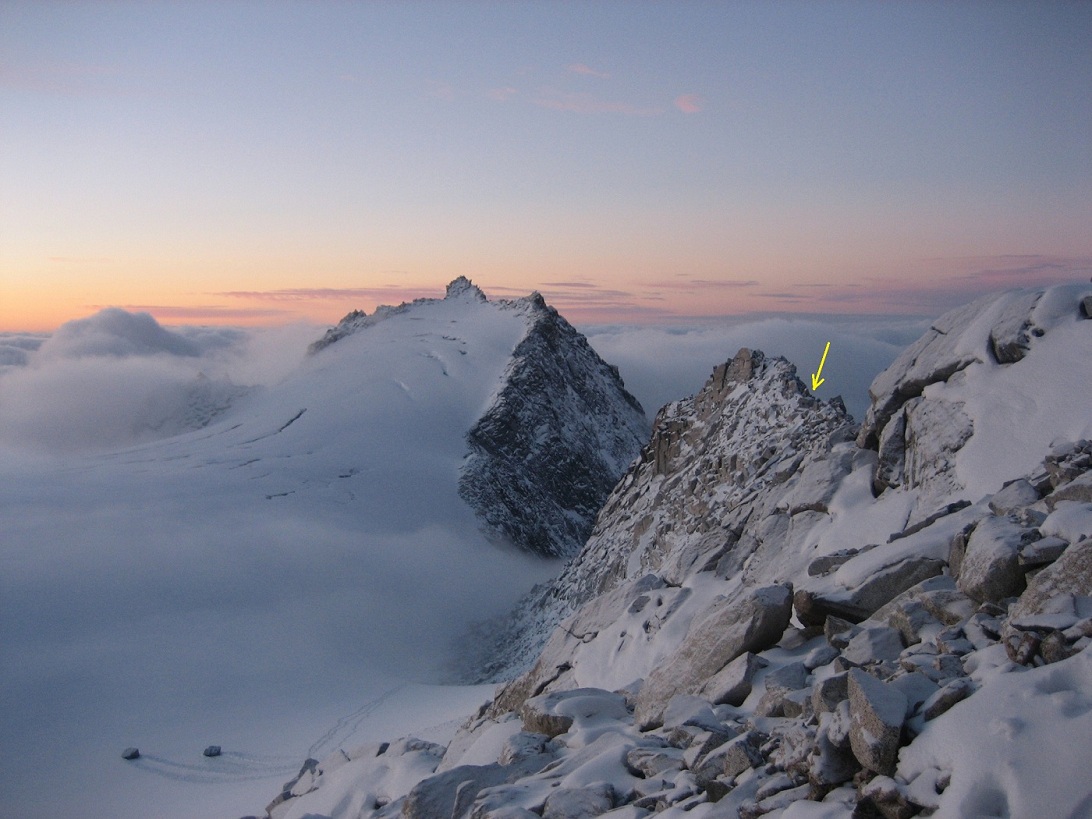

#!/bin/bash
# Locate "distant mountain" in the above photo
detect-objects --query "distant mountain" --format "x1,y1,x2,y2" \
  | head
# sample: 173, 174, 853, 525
269, 284, 1092, 819
307, 277, 649, 558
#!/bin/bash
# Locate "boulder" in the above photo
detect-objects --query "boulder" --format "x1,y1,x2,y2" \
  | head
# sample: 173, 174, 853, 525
701, 652, 766, 707
402, 764, 512, 819
661, 694, 719, 731
1011, 539, 1092, 619
635, 584, 792, 728
841, 626, 905, 667
1019, 536, 1069, 568
987, 290, 1043, 364
520, 688, 627, 739
921, 677, 975, 721
755, 662, 809, 717
121, 747, 140, 760
703, 731, 765, 779
1046, 473, 1092, 508
848, 669, 907, 775
847, 556, 947, 614
542, 783, 614, 818
202, 745, 221, 758
804, 644, 840, 670
794, 589, 870, 627
499, 732, 550, 766
988, 478, 1040, 515
809, 723, 859, 786
625, 745, 685, 779
812, 672, 850, 715
957, 515, 1034, 603
1081, 295, 1092, 318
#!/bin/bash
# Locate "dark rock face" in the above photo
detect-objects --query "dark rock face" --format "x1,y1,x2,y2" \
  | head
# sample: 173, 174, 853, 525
459, 297, 647, 558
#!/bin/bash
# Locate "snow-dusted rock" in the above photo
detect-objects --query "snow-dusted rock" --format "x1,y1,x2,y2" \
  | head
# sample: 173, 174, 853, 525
401, 763, 513, 819
848, 669, 908, 775
520, 688, 628, 740
957, 515, 1035, 603
841, 626, 904, 667
755, 662, 809, 717
703, 731, 765, 779
635, 584, 792, 728
989, 478, 1041, 514
1010, 538, 1092, 619
701, 651, 766, 707
1018, 535, 1069, 568
921, 677, 975, 722
541, 783, 614, 818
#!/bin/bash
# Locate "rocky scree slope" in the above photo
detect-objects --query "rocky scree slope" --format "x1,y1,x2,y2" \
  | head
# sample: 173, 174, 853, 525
309, 277, 647, 559
265, 284, 1092, 819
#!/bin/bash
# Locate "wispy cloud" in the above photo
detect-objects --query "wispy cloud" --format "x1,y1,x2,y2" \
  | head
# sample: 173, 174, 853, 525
654, 277, 759, 291
674, 93, 703, 114
487, 86, 518, 102
567, 63, 611, 79
98, 304, 293, 321
533, 90, 663, 116
218, 286, 442, 304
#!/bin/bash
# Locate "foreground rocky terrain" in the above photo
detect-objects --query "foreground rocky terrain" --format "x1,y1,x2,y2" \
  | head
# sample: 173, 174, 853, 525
264, 285, 1092, 819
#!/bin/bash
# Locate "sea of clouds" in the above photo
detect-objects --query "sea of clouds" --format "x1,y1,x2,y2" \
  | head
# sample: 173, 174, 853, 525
0, 307, 929, 456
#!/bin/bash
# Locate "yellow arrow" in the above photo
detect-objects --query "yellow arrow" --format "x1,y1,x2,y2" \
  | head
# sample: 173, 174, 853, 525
811, 341, 831, 391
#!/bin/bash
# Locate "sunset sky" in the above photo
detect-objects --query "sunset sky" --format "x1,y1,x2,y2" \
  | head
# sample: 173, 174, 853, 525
2, 1, 1091, 331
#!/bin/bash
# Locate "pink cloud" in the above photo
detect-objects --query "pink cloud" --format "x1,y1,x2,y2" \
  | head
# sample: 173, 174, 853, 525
218, 286, 441, 304
674, 93, 703, 114
488, 86, 518, 102
567, 63, 610, 79
534, 90, 663, 116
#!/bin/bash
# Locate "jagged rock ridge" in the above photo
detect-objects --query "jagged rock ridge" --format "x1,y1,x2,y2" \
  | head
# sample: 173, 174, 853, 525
470, 348, 855, 682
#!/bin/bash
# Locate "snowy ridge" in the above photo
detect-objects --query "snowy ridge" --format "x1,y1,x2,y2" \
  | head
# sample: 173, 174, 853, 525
267, 284, 1092, 819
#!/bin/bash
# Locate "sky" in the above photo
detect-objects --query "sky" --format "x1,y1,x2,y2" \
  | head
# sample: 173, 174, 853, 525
2, 1, 1092, 331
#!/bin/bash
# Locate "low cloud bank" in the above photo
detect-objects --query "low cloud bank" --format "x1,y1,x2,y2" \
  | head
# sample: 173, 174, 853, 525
0, 309, 319, 453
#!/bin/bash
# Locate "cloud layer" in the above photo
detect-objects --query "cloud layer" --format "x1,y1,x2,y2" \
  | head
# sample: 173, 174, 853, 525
0, 309, 317, 453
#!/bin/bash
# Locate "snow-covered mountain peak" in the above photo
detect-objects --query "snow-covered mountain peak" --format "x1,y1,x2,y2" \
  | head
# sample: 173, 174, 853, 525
444, 275, 487, 302
295, 280, 649, 557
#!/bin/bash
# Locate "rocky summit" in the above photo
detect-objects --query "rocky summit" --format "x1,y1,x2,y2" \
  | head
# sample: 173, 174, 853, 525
265, 284, 1092, 819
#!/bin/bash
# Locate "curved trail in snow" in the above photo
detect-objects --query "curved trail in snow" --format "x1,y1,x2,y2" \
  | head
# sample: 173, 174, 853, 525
131, 683, 408, 786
